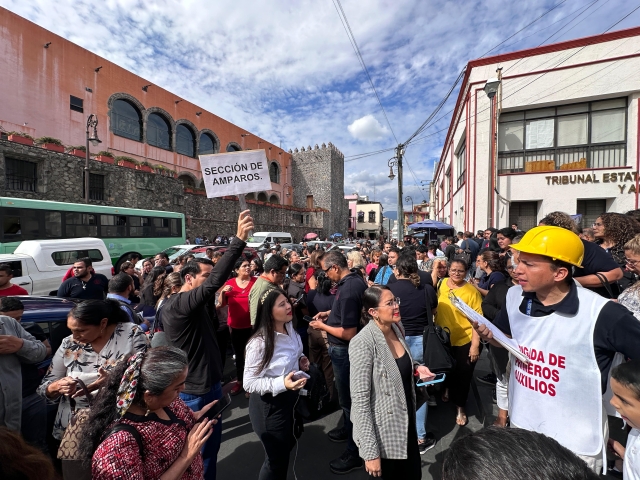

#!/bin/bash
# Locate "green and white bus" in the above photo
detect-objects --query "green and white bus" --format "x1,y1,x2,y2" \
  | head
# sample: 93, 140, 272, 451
0, 197, 185, 269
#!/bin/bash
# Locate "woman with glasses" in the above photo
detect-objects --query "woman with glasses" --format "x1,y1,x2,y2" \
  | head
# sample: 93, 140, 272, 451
350, 285, 435, 479
388, 254, 439, 453
219, 258, 256, 397
480, 256, 519, 427
434, 259, 482, 426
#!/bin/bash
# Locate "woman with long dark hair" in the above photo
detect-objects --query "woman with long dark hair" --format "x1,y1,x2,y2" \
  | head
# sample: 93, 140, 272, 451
471, 251, 507, 297
350, 285, 435, 479
139, 266, 167, 307
388, 254, 438, 453
593, 212, 640, 292
219, 258, 256, 397
81, 347, 217, 479
285, 262, 309, 357
243, 289, 309, 480
37, 299, 148, 478
250, 258, 264, 278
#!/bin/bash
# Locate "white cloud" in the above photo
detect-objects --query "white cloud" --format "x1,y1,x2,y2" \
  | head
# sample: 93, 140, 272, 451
0, 0, 637, 213
347, 115, 389, 141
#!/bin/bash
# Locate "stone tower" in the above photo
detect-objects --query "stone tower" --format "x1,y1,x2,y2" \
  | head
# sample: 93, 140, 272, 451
290, 143, 346, 237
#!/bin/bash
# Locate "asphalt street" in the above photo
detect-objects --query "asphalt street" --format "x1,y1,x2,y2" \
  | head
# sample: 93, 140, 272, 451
217, 350, 621, 479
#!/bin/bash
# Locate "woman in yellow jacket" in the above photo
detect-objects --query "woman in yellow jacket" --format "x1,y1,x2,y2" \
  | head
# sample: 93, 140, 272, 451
435, 258, 482, 426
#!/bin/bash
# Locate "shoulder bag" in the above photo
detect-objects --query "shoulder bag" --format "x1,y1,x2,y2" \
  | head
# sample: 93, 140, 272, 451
422, 285, 456, 374
57, 378, 93, 461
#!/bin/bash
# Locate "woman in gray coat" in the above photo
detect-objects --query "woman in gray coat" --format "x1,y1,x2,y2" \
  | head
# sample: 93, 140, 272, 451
349, 285, 435, 479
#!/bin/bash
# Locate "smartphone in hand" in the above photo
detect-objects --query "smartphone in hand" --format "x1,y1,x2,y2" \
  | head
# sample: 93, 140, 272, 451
416, 373, 446, 387
198, 393, 232, 422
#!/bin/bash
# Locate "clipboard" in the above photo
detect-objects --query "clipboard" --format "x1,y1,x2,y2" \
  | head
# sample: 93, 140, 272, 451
448, 291, 529, 364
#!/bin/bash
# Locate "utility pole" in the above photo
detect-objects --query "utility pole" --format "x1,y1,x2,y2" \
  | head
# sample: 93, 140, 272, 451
396, 144, 404, 241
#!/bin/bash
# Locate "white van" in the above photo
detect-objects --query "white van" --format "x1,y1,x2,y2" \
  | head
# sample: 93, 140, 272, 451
0, 238, 113, 295
246, 232, 293, 249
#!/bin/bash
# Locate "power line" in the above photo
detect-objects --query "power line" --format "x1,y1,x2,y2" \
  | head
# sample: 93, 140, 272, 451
331, 0, 398, 144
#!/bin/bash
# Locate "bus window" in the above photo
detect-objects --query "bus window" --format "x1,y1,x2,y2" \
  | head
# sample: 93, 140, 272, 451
65, 213, 98, 237
3, 215, 21, 239
153, 218, 170, 237
101, 215, 127, 237
129, 216, 150, 237
170, 218, 181, 237
21, 209, 40, 240
45, 211, 62, 237
51, 249, 104, 266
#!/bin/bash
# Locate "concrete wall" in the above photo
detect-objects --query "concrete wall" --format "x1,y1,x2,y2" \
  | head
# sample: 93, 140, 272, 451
0, 139, 329, 241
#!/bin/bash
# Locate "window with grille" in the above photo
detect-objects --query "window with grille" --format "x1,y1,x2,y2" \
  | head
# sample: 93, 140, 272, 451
498, 98, 627, 173
577, 199, 606, 230
509, 201, 537, 231
5, 158, 37, 192
357, 212, 365, 223
456, 141, 466, 188
368, 211, 376, 223
147, 113, 172, 150
70, 95, 83, 113
176, 124, 195, 157
83, 173, 105, 201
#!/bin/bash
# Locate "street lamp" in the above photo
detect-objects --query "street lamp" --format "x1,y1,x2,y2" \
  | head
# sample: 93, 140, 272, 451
405, 195, 414, 226
483, 73, 502, 227
388, 157, 397, 180
85, 114, 101, 203
387, 149, 404, 240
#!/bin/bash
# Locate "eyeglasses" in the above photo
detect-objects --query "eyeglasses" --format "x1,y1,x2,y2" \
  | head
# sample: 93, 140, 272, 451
626, 258, 640, 267
378, 297, 401, 308
322, 265, 335, 273
592, 222, 603, 227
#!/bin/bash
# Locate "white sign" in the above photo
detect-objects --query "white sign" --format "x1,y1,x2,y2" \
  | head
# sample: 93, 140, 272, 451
199, 150, 273, 198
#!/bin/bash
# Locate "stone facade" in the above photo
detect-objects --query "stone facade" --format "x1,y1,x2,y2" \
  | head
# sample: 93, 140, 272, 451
0, 139, 331, 241
290, 143, 347, 236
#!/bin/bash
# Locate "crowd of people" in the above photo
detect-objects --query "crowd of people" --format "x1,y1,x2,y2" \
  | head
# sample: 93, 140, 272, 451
3, 210, 640, 479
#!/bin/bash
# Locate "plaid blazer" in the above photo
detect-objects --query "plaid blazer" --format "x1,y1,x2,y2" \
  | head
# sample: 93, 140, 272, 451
349, 321, 417, 461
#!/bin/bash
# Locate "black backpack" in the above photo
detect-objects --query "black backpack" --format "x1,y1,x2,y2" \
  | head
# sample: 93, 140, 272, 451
295, 363, 330, 421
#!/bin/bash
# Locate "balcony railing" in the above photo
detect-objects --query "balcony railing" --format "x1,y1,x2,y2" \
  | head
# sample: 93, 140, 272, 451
498, 143, 626, 174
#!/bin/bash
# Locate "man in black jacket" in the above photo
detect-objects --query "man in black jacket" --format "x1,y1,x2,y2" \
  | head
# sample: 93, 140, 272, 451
162, 210, 253, 480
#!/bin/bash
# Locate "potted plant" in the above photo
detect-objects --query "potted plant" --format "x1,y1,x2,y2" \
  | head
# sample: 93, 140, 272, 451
154, 164, 166, 175
7, 131, 34, 146
67, 145, 86, 158
115, 156, 139, 169
194, 187, 206, 196
36, 136, 64, 153
95, 151, 115, 164
137, 160, 154, 173
184, 186, 195, 194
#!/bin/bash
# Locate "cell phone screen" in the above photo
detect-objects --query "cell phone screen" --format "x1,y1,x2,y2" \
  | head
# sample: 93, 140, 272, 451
303, 315, 314, 323
416, 373, 446, 387
200, 393, 232, 421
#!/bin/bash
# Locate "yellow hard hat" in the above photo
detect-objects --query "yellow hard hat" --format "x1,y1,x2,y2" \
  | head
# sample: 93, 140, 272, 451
510, 225, 584, 267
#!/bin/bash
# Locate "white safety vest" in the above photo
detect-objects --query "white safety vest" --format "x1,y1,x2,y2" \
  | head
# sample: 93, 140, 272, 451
507, 285, 606, 456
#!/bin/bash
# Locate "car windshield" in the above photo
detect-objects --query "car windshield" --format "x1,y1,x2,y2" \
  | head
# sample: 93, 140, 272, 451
248, 235, 267, 244
162, 247, 187, 259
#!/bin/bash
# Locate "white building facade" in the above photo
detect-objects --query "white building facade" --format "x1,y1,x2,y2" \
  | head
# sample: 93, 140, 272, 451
431, 27, 640, 232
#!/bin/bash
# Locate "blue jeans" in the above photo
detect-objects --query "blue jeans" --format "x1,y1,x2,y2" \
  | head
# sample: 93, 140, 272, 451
405, 335, 428, 441
180, 382, 222, 480
328, 344, 357, 453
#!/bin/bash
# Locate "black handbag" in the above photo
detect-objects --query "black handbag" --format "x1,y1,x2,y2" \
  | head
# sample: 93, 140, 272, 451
422, 285, 456, 374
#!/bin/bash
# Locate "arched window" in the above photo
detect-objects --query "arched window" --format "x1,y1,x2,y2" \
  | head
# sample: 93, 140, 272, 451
112, 99, 142, 141
269, 162, 280, 184
199, 133, 216, 155
147, 113, 171, 150
176, 124, 195, 157
257, 192, 268, 202
177, 174, 195, 188
268, 194, 280, 204
227, 143, 241, 152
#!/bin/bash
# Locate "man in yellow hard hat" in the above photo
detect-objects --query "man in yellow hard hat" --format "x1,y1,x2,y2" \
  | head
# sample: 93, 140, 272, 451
473, 225, 640, 474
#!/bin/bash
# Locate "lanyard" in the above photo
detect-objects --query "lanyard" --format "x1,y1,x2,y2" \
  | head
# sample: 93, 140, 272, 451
525, 299, 533, 316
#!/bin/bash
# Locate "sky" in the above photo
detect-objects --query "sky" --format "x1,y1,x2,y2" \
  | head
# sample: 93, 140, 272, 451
2, 0, 639, 217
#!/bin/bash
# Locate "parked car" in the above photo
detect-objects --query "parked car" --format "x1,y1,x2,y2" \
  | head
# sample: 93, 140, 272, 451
191, 246, 259, 261
246, 232, 293, 250
0, 238, 113, 296
330, 244, 357, 254
304, 241, 335, 250
134, 244, 200, 270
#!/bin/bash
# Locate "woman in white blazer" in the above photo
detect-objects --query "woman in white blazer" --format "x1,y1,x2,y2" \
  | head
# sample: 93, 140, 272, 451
349, 285, 435, 479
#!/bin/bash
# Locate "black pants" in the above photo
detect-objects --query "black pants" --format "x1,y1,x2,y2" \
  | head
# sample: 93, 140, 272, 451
444, 342, 481, 408
215, 326, 231, 372
230, 327, 253, 384
249, 390, 300, 480
374, 415, 421, 479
